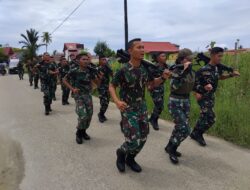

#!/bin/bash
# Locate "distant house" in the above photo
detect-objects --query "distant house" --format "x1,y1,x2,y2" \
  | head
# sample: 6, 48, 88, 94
224, 48, 250, 55
63, 43, 84, 60
143, 41, 179, 62
3, 47, 14, 57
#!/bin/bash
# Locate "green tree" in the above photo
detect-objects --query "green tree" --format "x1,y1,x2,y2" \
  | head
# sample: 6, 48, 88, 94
94, 41, 114, 57
19, 28, 43, 61
42, 32, 52, 52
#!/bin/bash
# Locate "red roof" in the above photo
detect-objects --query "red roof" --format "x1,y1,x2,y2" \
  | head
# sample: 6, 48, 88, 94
143, 41, 179, 53
3, 47, 14, 56
63, 43, 84, 52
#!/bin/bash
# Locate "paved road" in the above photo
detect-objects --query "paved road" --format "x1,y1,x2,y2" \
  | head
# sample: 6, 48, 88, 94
0, 75, 250, 190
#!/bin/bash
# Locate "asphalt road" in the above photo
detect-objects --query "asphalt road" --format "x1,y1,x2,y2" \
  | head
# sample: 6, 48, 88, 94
0, 75, 250, 190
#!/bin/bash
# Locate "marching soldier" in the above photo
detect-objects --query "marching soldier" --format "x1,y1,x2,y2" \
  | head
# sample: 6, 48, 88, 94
36, 53, 58, 115
97, 54, 113, 123
59, 57, 70, 105
149, 52, 169, 130
165, 49, 195, 164
191, 47, 240, 146
109, 38, 170, 173
63, 53, 103, 144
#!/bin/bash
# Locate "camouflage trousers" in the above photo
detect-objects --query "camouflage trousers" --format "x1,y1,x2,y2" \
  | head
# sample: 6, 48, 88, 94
150, 88, 164, 118
98, 88, 110, 114
120, 102, 149, 155
18, 70, 24, 80
34, 74, 39, 87
51, 79, 57, 99
168, 97, 191, 146
61, 84, 70, 103
41, 82, 53, 106
75, 94, 93, 130
28, 71, 34, 85
194, 96, 216, 133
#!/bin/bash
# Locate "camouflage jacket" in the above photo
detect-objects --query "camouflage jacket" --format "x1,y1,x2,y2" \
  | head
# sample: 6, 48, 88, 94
193, 63, 225, 97
64, 67, 97, 95
111, 62, 154, 107
97, 63, 113, 90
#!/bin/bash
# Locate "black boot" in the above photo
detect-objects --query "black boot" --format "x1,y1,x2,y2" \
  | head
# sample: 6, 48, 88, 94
126, 153, 142, 173
76, 129, 83, 144
149, 115, 159, 131
45, 105, 50, 115
82, 129, 90, 140
48, 104, 52, 112
165, 143, 182, 157
98, 112, 106, 123
190, 129, 207, 146
165, 142, 179, 164
116, 149, 126, 172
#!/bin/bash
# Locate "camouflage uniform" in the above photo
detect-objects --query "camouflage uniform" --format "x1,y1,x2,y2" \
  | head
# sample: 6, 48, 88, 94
59, 64, 70, 104
64, 67, 97, 130
37, 61, 53, 107
17, 62, 24, 80
50, 62, 58, 100
97, 64, 113, 115
193, 64, 224, 133
33, 62, 40, 88
149, 62, 168, 121
168, 66, 195, 146
111, 63, 153, 155
27, 62, 34, 85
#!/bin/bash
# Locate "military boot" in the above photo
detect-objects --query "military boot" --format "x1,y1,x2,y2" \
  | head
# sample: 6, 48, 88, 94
165, 141, 179, 164
98, 112, 106, 123
190, 129, 207, 146
165, 141, 182, 157
76, 129, 83, 144
126, 153, 142, 173
116, 148, 126, 172
45, 105, 50, 115
82, 129, 90, 140
149, 114, 159, 131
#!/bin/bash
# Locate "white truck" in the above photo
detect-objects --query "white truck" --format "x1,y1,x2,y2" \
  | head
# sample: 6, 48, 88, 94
9, 58, 19, 74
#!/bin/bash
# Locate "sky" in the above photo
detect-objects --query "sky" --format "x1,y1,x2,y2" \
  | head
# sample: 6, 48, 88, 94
0, 0, 250, 54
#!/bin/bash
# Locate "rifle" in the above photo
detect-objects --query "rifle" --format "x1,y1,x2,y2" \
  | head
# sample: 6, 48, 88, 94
116, 49, 158, 73
195, 53, 234, 73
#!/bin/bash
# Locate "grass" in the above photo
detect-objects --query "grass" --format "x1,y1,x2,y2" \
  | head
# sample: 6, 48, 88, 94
107, 53, 250, 148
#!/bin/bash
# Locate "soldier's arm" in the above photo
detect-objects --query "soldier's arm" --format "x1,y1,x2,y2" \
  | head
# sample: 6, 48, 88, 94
109, 70, 127, 111
219, 70, 240, 80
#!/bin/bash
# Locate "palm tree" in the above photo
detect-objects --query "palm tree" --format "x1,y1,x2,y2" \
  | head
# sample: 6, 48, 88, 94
19, 28, 43, 61
42, 32, 52, 52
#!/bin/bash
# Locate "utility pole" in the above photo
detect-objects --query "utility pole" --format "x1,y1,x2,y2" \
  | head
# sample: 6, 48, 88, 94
124, 0, 128, 50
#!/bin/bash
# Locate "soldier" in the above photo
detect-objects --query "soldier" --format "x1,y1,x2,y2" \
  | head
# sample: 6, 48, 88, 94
33, 58, 40, 89
59, 57, 70, 105
109, 38, 170, 173
36, 53, 58, 115
97, 54, 113, 123
26, 59, 34, 86
17, 61, 24, 80
63, 53, 103, 144
69, 54, 78, 70
191, 47, 240, 146
149, 52, 169, 130
50, 56, 58, 101
165, 49, 195, 164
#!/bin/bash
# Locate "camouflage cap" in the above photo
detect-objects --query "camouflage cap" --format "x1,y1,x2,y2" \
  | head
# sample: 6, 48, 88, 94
177, 48, 193, 59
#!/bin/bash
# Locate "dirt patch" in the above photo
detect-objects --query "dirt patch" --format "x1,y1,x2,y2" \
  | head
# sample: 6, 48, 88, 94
0, 133, 24, 190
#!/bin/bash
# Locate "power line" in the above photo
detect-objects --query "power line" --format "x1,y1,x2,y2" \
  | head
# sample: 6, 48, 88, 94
51, 0, 87, 35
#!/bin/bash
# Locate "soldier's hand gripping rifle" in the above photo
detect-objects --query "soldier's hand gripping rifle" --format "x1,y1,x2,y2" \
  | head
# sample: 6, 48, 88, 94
116, 49, 191, 79
195, 52, 234, 73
